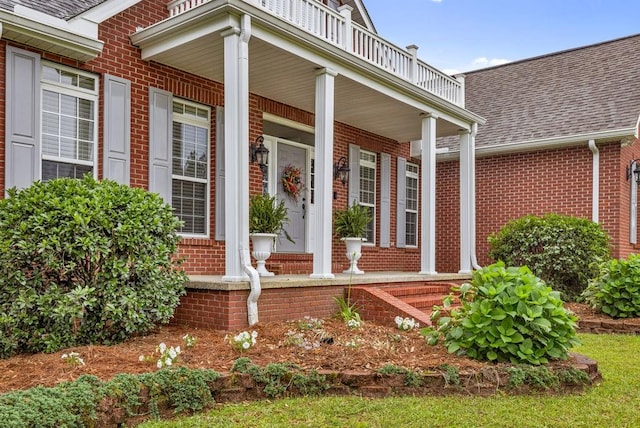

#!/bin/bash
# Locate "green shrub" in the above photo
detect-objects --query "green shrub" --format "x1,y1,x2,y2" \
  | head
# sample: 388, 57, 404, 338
421, 262, 579, 365
488, 213, 611, 300
582, 254, 640, 318
0, 176, 187, 357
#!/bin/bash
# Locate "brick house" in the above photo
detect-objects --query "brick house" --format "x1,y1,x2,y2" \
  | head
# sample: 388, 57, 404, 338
0, 0, 484, 328
3, 0, 636, 330
435, 34, 640, 273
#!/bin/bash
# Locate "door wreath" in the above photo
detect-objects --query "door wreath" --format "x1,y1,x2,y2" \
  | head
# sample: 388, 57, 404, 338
281, 164, 305, 202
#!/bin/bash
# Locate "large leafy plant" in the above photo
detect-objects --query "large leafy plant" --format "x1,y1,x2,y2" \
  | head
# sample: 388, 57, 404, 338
421, 262, 579, 365
333, 201, 372, 239
249, 194, 293, 242
488, 213, 611, 300
0, 176, 187, 358
582, 254, 640, 318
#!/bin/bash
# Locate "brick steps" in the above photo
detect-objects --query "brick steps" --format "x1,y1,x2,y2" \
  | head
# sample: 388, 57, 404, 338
350, 282, 459, 327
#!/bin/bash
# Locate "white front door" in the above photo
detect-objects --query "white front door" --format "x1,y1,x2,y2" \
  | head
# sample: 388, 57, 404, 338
275, 141, 307, 252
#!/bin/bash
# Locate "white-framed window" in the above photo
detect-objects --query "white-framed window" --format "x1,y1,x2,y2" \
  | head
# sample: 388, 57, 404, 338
172, 99, 210, 236
359, 149, 376, 244
41, 62, 98, 181
405, 162, 419, 247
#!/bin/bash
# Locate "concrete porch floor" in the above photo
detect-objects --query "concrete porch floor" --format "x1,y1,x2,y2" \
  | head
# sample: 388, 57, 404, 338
186, 272, 472, 292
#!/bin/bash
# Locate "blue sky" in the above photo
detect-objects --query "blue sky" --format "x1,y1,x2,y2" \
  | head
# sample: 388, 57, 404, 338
363, 0, 640, 75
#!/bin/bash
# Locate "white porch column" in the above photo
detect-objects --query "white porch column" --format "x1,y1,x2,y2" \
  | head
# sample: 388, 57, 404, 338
459, 129, 472, 274
420, 113, 437, 275
221, 16, 251, 281
311, 67, 338, 279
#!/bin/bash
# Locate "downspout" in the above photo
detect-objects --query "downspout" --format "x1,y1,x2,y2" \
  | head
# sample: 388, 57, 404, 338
240, 249, 261, 326
589, 139, 599, 223
469, 123, 482, 270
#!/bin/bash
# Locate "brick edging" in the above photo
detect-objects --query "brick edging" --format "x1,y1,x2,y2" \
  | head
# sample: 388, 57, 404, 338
100, 354, 600, 426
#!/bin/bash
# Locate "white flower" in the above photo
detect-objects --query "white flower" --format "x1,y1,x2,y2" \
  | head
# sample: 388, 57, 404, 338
347, 319, 361, 329
175, 346, 181, 354
157, 360, 163, 369
139, 355, 145, 362
61, 353, 68, 359
165, 358, 172, 366
158, 343, 167, 353
394, 316, 403, 327
242, 341, 250, 349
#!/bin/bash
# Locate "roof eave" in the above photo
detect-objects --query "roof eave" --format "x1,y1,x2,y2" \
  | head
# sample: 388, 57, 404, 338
436, 127, 639, 161
0, 9, 103, 62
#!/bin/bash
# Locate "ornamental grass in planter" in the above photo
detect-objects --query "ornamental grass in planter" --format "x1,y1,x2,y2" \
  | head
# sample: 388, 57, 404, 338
333, 201, 373, 275
249, 194, 293, 276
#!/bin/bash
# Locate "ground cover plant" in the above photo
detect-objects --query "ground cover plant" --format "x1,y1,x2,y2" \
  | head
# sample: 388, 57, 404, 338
488, 213, 611, 299
0, 176, 187, 358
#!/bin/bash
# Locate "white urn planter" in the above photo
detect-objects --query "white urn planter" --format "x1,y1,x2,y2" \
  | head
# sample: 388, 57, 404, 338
250, 233, 277, 276
342, 237, 366, 275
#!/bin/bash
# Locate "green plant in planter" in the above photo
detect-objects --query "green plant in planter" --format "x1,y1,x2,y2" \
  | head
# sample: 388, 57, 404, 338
333, 201, 372, 239
249, 193, 294, 242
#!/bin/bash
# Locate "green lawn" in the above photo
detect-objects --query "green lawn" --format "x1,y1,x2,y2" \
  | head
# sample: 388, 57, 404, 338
141, 334, 640, 428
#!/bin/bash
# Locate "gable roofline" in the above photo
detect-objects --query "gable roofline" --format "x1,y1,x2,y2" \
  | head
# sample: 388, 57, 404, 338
0, 0, 141, 61
464, 32, 640, 75
0, 8, 103, 61
348, 0, 376, 33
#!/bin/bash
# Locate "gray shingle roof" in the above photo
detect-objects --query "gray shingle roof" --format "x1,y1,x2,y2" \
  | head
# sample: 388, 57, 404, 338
441, 33, 640, 151
0, 0, 107, 20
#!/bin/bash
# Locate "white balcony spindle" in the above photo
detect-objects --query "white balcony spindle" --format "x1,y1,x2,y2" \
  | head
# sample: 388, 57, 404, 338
166, 0, 463, 106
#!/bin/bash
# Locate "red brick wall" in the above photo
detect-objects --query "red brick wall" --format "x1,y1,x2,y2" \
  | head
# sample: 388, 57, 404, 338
172, 285, 345, 330
436, 141, 633, 273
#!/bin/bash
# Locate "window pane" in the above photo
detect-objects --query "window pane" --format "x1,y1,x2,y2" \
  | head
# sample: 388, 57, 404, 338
78, 119, 93, 141
172, 179, 206, 234
42, 112, 59, 135
42, 91, 59, 113
364, 205, 374, 243
78, 140, 93, 161
60, 70, 78, 87
60, 116, 77, 138
60, 95, 77, 117
42, 160, 92, 181
42, 135, 59, 156
78, 76, 95, 90
42, 66, 60, 83
406, 212, 417, 246
78, 99, 93, 119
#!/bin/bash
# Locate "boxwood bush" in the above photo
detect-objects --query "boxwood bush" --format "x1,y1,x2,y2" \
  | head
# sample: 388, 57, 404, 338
488, 213, 611, 300
421, 262, 579, 365
0, 176, 187, 358
582, 254, 640, 318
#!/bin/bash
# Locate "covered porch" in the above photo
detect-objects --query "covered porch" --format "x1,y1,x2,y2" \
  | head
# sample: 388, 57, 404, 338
131, 0, 484, 281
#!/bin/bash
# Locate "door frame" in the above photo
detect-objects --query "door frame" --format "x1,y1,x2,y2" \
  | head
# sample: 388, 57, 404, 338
263, 135, 315, 253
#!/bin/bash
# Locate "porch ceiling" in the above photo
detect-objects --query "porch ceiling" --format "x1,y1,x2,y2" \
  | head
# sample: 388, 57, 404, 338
132, 13, 464, 142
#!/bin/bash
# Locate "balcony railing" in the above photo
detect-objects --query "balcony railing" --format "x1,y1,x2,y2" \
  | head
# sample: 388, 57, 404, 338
167, 0, 464, 107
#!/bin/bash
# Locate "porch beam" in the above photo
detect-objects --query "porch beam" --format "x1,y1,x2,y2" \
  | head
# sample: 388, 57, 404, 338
221, 15, 251, 281
420, 113, 437, 275
311, 67, 338, 279
459, 129, 472, 274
